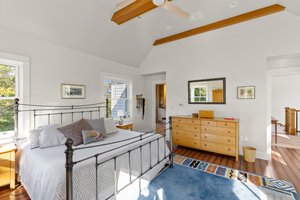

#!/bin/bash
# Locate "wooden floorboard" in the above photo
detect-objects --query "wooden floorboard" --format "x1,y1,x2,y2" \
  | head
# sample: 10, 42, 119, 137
175, 145, 300, 194
1, 145, 300, 199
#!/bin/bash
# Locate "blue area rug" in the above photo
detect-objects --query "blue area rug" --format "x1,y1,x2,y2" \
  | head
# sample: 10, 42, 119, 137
138, 163, 299, 200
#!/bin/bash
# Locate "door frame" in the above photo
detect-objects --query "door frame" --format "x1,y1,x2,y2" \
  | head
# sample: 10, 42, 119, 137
151, 80, 166, 130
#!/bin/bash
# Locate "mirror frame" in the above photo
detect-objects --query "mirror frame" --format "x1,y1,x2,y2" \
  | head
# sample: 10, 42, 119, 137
188, 77, 226, 104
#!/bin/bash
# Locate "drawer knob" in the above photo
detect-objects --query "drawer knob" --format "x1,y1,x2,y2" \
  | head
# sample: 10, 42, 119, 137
207, 122, 210, 124
194, 127, 197, 129
194, 142, 196, 145
228, 139, 231, 142
205, 128, 207, 131
225, 123, 228, 126
228, 131, 231, 133
194, 135, 197, 137
205, 136, 207, 139
192, 121, 194, 122
205, 144, 207, 146
228, 148, 231, 151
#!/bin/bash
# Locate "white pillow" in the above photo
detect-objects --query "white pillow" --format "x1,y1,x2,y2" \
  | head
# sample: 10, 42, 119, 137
39, 124, 67, 148
104, 118, 118, 134
29, 129, 40, 149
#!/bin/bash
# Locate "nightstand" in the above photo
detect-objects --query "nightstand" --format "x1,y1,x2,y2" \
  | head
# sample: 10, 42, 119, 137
116, 123, 133, 131
0, 143, 17, 189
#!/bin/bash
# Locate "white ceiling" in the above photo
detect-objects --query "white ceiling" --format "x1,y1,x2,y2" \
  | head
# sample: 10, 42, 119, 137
0, 0, 300, 67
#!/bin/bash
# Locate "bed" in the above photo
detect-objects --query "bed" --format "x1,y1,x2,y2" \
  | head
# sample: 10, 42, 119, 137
14, 99, 173, 200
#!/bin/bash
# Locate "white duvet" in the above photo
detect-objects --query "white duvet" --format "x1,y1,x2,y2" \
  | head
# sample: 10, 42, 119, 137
18, 130, 170, 200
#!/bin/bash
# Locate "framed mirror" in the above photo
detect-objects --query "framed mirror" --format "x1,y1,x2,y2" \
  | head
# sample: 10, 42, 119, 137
188, 77, 226, 104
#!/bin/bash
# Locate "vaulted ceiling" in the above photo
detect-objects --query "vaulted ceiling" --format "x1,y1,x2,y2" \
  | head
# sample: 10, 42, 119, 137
0, 0, 300, 67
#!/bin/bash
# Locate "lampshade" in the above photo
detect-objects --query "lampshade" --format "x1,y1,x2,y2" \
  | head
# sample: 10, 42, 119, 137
152, 0, 165, 6
117, 110, 125, 117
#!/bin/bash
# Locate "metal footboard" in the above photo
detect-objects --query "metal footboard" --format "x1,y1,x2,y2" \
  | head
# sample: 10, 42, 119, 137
65, 118, 173, 200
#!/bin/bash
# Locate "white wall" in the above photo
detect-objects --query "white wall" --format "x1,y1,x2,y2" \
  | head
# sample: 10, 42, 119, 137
140, 12, 300, 160
0, 26, 145, 132
135, 73, 166, 132
272, 74, 300, 124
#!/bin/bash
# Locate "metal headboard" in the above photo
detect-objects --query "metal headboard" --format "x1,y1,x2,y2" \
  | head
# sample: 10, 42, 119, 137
14, 98, 109, 139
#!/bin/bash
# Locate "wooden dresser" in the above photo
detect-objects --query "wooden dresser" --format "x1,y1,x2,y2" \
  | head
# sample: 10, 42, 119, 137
172, 116, 239, 161
0, 144, 17, 189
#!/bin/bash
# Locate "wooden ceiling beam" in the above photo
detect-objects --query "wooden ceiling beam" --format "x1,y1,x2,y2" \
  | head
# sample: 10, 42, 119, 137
153, 4, 285, 46
111, 0, 157, 25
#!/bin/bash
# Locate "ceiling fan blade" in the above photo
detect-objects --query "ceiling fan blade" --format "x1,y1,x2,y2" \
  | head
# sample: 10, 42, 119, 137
116, 0, 136, 8
161, 1, 190, 18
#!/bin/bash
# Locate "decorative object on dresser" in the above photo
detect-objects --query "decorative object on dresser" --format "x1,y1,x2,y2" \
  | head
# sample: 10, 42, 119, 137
188, 77, 226, 104
237, 86, 255, 99
116, 123, 133, 131
0, 143, 17, 189
198, 110, 214, 119
61, 83, 85, 99
172, 115, 239, 161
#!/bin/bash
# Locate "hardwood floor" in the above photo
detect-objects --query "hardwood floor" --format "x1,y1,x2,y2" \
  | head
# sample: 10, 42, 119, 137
175, 145, 300, 194
1, 145, 300, 199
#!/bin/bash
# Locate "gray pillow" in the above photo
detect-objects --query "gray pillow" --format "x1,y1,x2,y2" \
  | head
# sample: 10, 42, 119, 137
86, 118, 106, 134
104, 118, 119, 134
58, 119, 92, 146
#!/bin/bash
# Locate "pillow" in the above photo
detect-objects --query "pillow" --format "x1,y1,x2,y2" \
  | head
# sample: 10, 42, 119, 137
86, 118, 106, 134
39, 124, 67, 149
58, 119, 92, 146
104, 118, 118, 134
82, 130, 104, 144
29, 129, 40, 149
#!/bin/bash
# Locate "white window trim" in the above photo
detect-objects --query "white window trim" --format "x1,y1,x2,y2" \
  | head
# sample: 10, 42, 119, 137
0, 51, 30, 142
102, 73, 133, 119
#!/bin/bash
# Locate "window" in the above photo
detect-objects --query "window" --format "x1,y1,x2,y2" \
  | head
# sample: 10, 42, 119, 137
193, 86, 207, 102
0, 64, 18, 143
104, 78, 130, 119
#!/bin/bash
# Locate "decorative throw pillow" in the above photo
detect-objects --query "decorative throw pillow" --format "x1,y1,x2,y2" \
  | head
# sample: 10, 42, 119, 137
29, 129, 40, 149
104, 118, 118, 134
82, 130, 104, 144
58, 119, 92, 146
86, 118, 106, 134
39, 124, 67, 149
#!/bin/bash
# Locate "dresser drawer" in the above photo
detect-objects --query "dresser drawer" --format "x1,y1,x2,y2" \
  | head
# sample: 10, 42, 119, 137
173, 137, 200, 149
201, 126, 236, 136
173, 130, 200, 138
0, 152, 10, 162
201, 141, 236, 156
173, 123, 200, 132
0, 171, 10, 187
201, 120, 217, 126
217, 121, 236, 128
173, 118, 186, 123
185, 118, 201, 124
0, 160, 10, 174
201, 134, 235, 145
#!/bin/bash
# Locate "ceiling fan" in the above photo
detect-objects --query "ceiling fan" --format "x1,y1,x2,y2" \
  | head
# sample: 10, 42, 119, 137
112, 0, 190, 25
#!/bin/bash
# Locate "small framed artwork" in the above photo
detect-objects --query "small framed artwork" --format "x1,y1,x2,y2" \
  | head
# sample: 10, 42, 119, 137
61, 84, 85, 99
237, 86, 255, 99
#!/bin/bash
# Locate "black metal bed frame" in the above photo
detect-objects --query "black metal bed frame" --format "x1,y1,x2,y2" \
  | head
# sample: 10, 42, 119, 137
14, 98, 173, 200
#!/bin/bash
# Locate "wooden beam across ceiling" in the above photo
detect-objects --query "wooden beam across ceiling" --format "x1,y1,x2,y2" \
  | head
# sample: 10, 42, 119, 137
111, 0, 157, 25
153, 4, 285, 46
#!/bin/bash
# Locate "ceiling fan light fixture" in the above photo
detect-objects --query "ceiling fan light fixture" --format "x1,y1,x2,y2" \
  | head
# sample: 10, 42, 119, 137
152, 0, 165, 6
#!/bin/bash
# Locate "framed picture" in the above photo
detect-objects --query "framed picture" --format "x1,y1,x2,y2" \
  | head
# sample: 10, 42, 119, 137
61, 84, 85, 99
237, 86, 255, 99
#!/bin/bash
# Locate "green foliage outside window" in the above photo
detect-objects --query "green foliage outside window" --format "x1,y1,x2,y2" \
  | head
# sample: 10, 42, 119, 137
0, 64, 16, 132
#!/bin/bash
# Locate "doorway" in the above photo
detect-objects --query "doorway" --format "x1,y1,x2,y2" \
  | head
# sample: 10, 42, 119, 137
155, 83, 166, 134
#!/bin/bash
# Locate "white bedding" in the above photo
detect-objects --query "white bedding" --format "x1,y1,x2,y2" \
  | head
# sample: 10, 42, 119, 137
18, 130, 170, 200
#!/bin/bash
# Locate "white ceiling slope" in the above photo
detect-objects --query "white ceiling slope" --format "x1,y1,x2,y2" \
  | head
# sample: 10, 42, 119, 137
0, 0, 300, 67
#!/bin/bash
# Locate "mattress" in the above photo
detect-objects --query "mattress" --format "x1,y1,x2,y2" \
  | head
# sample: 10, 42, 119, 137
18, 130, 170, 200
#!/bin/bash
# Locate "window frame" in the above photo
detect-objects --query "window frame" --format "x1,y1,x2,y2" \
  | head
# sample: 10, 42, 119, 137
103, 76, 132, 119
